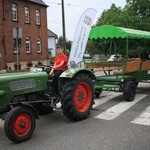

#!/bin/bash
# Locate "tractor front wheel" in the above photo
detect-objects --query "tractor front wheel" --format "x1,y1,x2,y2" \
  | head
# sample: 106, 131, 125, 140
61, 73, 94, 121
4, 106, 36, 143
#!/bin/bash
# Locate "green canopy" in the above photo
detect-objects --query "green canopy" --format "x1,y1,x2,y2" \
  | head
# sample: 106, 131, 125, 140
89, 25, 150, 40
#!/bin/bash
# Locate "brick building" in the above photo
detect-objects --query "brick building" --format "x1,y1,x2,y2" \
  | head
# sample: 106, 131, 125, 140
0, 0, 48, 70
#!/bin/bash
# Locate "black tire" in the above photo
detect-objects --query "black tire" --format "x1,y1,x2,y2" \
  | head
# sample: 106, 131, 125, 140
4, 106, 36, 143
95, 89, 102, 98
123, 82, 136, 102
61, 73, 94, 121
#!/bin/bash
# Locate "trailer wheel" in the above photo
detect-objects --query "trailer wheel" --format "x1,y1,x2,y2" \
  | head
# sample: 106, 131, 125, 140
123, 81, 136, 102
95, 89, 102, 98
4, 106, 36, 143
61, 73, 94, 121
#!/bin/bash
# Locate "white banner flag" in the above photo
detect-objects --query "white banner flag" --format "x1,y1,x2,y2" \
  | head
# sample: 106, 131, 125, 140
68, 8, 97, 66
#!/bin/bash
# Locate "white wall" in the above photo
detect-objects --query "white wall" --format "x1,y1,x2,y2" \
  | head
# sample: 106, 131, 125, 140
48, 37, 56, 56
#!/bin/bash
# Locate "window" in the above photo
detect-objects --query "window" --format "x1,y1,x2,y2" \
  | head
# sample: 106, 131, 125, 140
25, 7, 30, 23
36, 10, 40, 25
12, 4, 18, 21
26, 38, 31, 53
37, 38, 41, 53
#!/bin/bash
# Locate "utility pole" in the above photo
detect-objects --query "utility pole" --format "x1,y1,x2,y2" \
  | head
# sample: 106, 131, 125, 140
61, 0, 66, 52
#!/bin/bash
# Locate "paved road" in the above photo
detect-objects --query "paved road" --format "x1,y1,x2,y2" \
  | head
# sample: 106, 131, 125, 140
0, 82, 150, 150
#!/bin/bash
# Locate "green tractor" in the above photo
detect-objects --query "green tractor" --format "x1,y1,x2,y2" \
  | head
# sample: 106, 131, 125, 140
0, 8, 97, 143
0, 66, 95, 143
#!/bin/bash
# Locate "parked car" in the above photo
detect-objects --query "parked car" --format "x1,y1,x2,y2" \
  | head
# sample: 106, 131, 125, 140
83, 54, 92, 63
83, 54, 91, 59
107, 55, 123, 61
94, 54, 100, 61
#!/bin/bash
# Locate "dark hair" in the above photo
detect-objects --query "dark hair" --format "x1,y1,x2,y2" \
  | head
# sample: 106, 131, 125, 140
56, 45, 63, 49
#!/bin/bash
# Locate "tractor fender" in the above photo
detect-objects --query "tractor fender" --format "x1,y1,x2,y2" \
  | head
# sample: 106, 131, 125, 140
59, 68, 96, 80
58, 68, 96, 93
122, 81, 135, 92
20, 102, 39, 119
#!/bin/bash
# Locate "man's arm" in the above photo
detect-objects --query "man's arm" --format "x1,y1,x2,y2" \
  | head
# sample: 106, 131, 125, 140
53, 61, 65, 69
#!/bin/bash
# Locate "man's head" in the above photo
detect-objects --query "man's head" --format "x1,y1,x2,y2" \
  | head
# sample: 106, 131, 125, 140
56, 45, 63, 55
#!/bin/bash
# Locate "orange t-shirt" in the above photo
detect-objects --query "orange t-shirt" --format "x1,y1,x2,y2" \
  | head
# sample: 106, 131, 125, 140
54, 54, 68, 71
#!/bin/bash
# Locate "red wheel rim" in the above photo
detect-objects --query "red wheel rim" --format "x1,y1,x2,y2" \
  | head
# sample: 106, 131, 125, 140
74, 82, 92, 112
13, 113, 32, 137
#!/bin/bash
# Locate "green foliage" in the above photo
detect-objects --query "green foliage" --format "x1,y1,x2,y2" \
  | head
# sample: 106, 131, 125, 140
66, 41, 71, 51
65, 49, 70, 57
48, 50, 52, 59
57, 36, 71, 51
57, 36, 63, 45
126, 0, 150, 31
48, 51, 54, 64
87, 1, 150, 57
86, 40, 100, 56
96, 4, 124, 27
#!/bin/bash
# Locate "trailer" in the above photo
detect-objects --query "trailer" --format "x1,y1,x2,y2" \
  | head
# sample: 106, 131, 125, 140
87, 25, 150, 101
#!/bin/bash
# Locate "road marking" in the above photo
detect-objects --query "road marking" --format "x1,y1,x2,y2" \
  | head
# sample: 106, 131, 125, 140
57, 92, 121, 108
94, 94, 147, 120
93, 92, 122, 108
131, 106, 150, 126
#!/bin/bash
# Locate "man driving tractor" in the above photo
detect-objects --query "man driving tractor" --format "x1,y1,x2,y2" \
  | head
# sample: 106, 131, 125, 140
49, 45, 68, 96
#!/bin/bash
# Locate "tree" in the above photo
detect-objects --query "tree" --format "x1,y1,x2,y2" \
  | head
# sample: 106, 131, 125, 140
95, 4, 125, 27
57, 36, 71, 51
87, 1, 150, 57
95, 1, 150, 30
57, 36, 63, 45
126, 0, 150, 31
125, 0, 150, 57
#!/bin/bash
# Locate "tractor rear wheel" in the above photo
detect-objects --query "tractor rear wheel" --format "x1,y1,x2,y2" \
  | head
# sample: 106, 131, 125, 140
61, 73, 94, 121
4, 106, 36, 143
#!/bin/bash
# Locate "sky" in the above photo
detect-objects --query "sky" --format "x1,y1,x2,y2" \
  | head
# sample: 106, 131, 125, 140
43, 0, 127, 40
